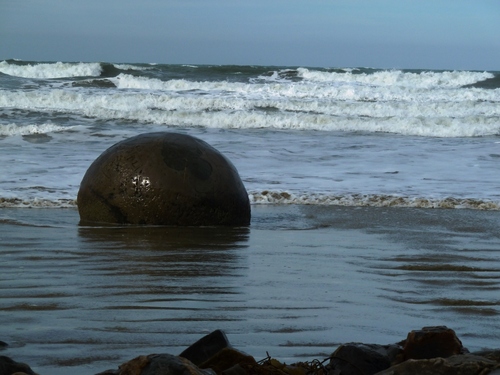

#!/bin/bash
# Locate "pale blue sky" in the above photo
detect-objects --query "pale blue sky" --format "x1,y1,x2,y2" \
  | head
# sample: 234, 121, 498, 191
1, 0, 499, 70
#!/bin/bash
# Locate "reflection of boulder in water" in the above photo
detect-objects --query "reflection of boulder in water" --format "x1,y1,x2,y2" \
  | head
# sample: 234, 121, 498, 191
77, 225, 249, 279
78, 225, 249, 250
77, 132, 251, 226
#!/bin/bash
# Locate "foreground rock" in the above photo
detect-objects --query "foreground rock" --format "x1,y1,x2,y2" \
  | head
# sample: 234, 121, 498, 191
401, 325, 467, 360
93, 326, 500, 375
375, 354, 500, 375
0, 355, 37, 375
77, 132, 251, 226
329, 343, 401, 374
3, 326, 500, 375
96, 353, 215, 375
179, 330, 231, 366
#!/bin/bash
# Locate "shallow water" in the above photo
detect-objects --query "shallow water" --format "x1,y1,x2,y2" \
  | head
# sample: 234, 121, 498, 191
1, 205, 500, 375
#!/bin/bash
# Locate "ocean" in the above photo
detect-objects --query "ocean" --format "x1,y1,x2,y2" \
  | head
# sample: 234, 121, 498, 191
1, 60, 500, 374
1, 60, 500, 209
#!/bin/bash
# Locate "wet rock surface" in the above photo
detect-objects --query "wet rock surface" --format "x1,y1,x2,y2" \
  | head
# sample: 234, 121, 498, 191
375, 354, 500, 375
77, 132, 251, 226
95, 354, 216, 375
3, 326, 500, 375
179, 330, 231, 366
328, 343, 401, 375
401, 325, 467, 360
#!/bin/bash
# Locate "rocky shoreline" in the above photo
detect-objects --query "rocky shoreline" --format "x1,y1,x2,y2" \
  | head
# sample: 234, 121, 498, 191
2, 326, 500, 375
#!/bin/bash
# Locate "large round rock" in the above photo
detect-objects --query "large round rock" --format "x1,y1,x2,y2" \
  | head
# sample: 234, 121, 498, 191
77, 132, 250, 226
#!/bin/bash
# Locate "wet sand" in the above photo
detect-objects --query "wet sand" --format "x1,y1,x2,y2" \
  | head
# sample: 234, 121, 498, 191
1, 205, 500, 375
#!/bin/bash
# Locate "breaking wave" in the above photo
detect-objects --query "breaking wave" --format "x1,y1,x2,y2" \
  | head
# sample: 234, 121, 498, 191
249, 191, 500, 210
0, 123, 71, 136
0, 60, 103, 79
1, 75, 499, 137
0, 197, 77, 208
296, 68, 495, 88
1, 193, 499, 211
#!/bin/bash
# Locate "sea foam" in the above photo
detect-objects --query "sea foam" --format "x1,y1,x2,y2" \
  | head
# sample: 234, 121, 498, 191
0, 61, 102, 79
1, 192, 499, 210
0, 123, 70, 136
1, 83, 498, 137
249, 190, 500, 210
111, 73, 500, 103
296, 68, 495, 88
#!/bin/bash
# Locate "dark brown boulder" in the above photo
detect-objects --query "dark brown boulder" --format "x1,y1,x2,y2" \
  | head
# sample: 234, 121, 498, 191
77, 133, 250, 226
328, 343, 401, 375
401, 326, 465, 361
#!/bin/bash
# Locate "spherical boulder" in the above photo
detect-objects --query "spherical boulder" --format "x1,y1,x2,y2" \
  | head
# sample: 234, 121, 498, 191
77, 132, 250, 226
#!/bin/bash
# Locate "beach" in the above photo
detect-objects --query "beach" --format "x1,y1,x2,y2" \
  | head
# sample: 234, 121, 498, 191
2, 205, 500, 375
1, 60, 500, 374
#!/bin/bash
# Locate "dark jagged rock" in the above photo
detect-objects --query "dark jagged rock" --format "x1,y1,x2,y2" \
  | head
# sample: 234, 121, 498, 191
401, 326, 466, 360
199, 347, 258, 375
0, 355, 37, 375
180, 330, 258, 375
180, 330, 232, 366
78, 132, 251, 226
328, 343, 401, 375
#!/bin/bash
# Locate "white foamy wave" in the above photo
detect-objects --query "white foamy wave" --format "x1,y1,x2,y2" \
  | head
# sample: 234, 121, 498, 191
0, 61, 102, 79
254, 70, 293, 83
112, 74, 246, 92
1, 90, 499, 137
249, 190, 500, 210
144, 111, 500, 137
113, 64, 151, 71
2, 192, 498, 210
0, 123, 70, 136
0, 197, 77, 208
111, 73, 500, 104
297, 68, 495, 89
113, 74, 178, 90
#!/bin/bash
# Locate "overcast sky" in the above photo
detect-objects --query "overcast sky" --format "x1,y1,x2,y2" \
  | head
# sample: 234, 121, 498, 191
1, 0, 499, 70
